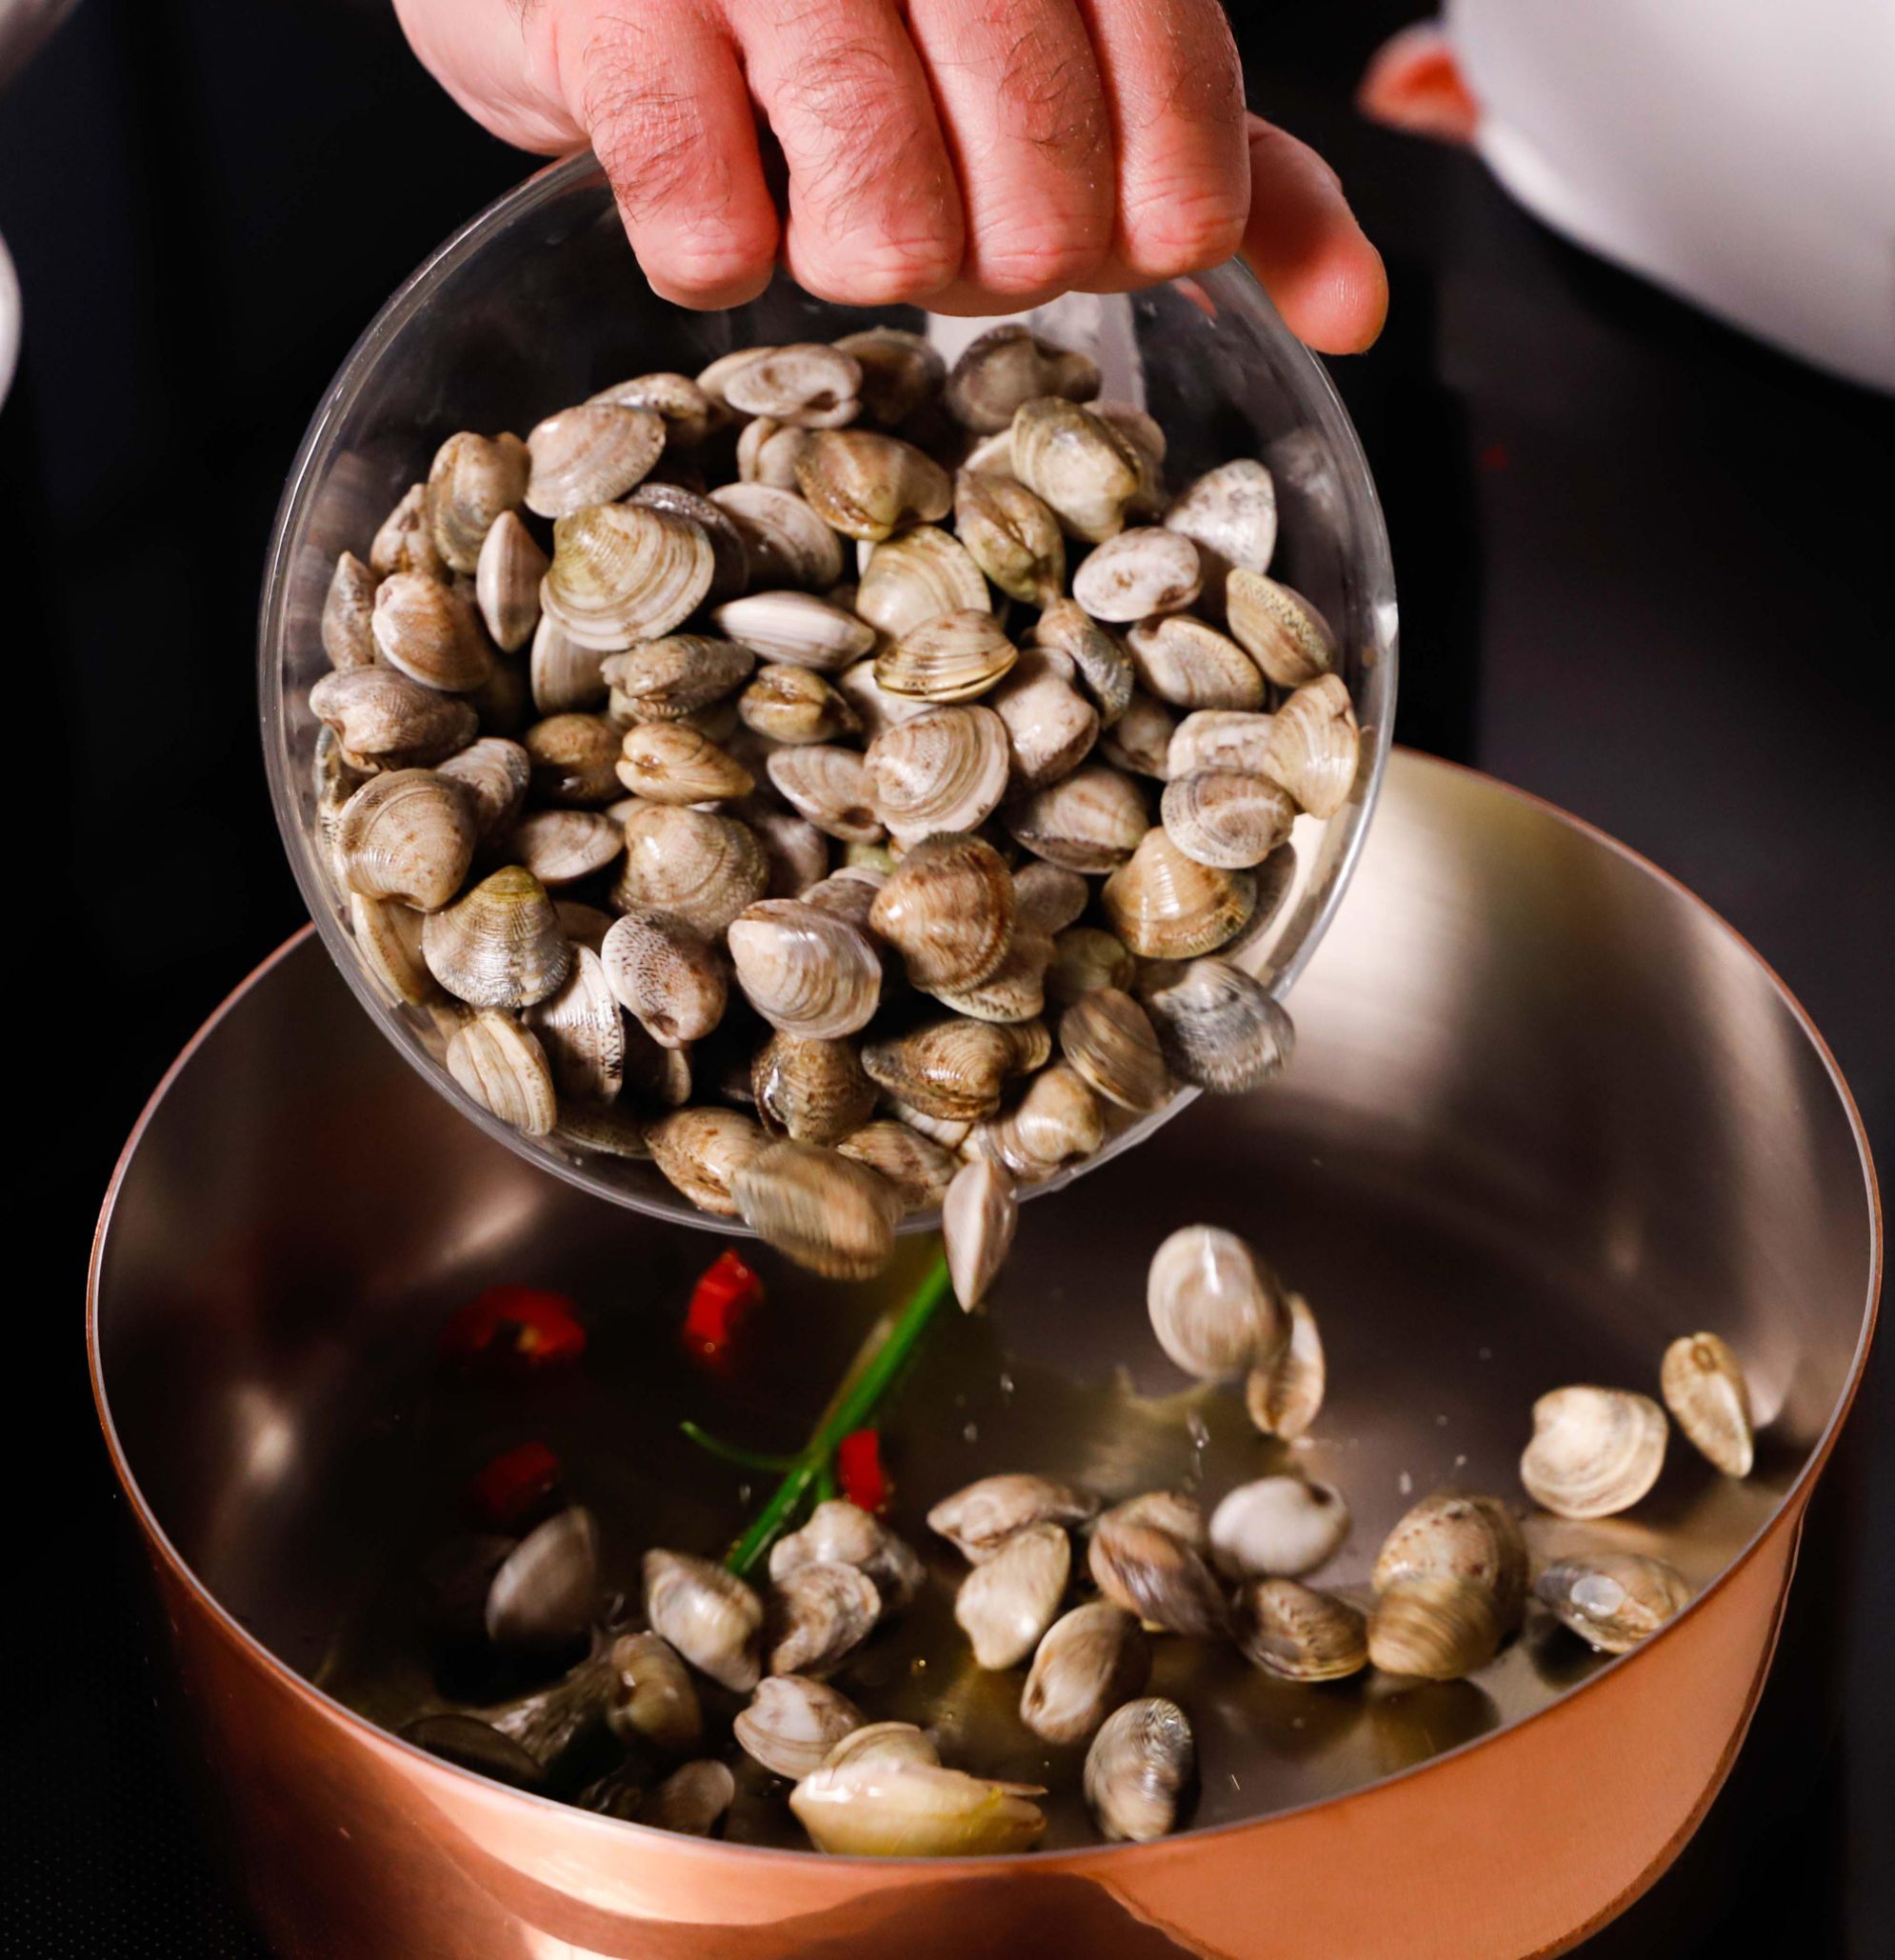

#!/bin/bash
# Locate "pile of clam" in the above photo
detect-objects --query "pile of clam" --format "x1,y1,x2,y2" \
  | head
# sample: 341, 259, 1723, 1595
309, 323, 1352, 1284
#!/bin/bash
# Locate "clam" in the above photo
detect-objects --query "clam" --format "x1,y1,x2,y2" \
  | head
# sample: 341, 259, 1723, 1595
616, 722, 754, 804
868, 833, 1016, 990
832, 658, 926, 745
854, 525, 990, 639
628, 481, 750, 602
370, 570, 493, 692
1005, 764, 1148, 873
1032, 598, 1134, 726
1372, 1492, 1529, 1625
590, 370, 717, 448
1103, 829, 1255, 958
485, 1507, 598, 1650
1093, 401, 1167, 514
554, 900, 615, 950
789, 1758, 1046, 1857
553, 1104, 649, 1159
1072, 528, 1202, 622
954, 471, 1066, 606
350, 892, 436, 1007
523, 711, 622, 806
862, 1016, 1037, 1122
768, 1499, 925, 1610
645, 1760, 736, 1838
708, 484, 846, 589
989, 648, 1099, 788
445, 1011, 558, 1133
1161, 770, 1296, 869
320, 550, 377, 670
929, 929, 1054, 1025
822, 1723, 939, 1771
1141, 956, 1294, 1094
509, 809, 622, 887
1167, 709, 1277, 779
1126, 615, 1264, 713
1226, 570, 1336, 686
739, 665, 861, 745
943, 1159, 1018, 1310
427, 430, 529, 572
642, 1550, 764, 1692
837, 1119, 959, 1211
405, 1712, 547, 1790
1046, 926, 1135, 1005
606, 1632, 701, 1753
768, 1561, 883, 1678
733, 1140, 903, 1279
1260, 674, 1361, 819
767, 745, 885, 843
540, 502, 715, 650
1112, 1490, 1211, 1550
423, 867, 571, 1008
614, 805, 768, 938
600, 634, 755, 721
875, 609, 1018, 704
1009, 397, 1143, 542
960, 428, 1016, 478
524, 946, 626, 1103
1366, 1576, 1506, 1681
864, 705, 1011, 844
1234, 1580, 1367, 1683
478, 1645, 619, 1767
1097, 690, 1176, 779
832, 327, 945, 425
335, 770, 479, 910
1020, 1604, 1150, 1746
948, 326, 1099, 433
309, 667, 477, 767
751, 1031, 877, 1145
736, 1676, 865, 1779
928, 1473, 1101, 1563
1147, 1224, 1289, 1381
526, 402, 664, 517
954, 1520, 1070, 1669
369, 482, 444, 579
737, 414, 812, 490
436, 735, 531, 838
1660, 1332, 1754, 1477
1084, 1698, 1194, 1843
647, 1107, 768, 1216
750, 808, 831, 896
1164, 459, 1279, 597
718, 342, 863, 426
1245, 1291, 1326, 1440
1087, 1500, 1228, 1637
711, 590, 874, 669
1208, 1476, 1350, 1580
794, 429, 952, 541
623, 1020, 694, 1108
599, 910, 727, 1048
968, 1063, 1104, 1182
529, 616, 609, 714
1057, 987, 1169, 1112
1521, 1386, 1668, 1519
727, 898, 882, 1039
1534, 1552, 1693, 1654
1013, 862, 1089, 936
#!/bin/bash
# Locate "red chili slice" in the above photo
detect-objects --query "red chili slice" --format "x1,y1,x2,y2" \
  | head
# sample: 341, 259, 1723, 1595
836, 1429, 889, 1514
683, 1250, 765, 1361
439, 1285, 587, 1374
463, 1442, 562, 1530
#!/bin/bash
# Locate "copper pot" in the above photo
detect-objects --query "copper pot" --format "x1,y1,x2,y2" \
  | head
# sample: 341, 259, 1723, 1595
90, 752, 1879, 1958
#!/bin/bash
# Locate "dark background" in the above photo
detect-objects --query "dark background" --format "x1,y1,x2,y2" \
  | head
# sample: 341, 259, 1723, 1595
8, 0, 1889, 1951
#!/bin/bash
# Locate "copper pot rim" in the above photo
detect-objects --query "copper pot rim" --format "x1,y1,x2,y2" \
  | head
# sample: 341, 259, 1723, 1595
86, 752, 1883, 1874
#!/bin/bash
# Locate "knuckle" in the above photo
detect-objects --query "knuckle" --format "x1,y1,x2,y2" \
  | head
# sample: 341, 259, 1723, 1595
1121, 178, 1250, 277
968, 221, 1105, 299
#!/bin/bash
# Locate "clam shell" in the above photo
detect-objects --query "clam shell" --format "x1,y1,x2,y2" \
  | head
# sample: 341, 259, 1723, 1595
767, 1560, 884, 1677
1226, 570, 1337, 686
1058, 987, 1169, 1112
371, 570, 493, 692
1660, 1332, 1754, 1477
794, 429, 951, 541
1072, 528, 1202, 622
1097, 690, 1175, 779
837, 1120, 959, 1210
607, 1631, 703, 1755
1087, 1503, 1227, 1637
855, 526, 991, 639
1004, 762, 1148, 873
1260, 674, 1360, 819
1084, 1698, 1194, 1843
613, 805, 768, 937
647, 1108, 768, 1216
989, 648, 1099, 788
1233, 1580, 1366, 1682
1520, 1386, 1668, 1520
1147, 1223, 1288, 1381
427, 430, 529, 573
750, 808, 832, 896
739, 665, 861, 745
509, 809, 622, 886
1366, 1576, 1506, 1681
1009, 397, 1142, 543
1164, 459, 1278, 597
789, 1759, 1046, 1857
484, 1507, 599, 1650
335, 769, 479, 910
967, 1063, 1103, 1182
590, 371, 717, 447
616, 722, 754, 804
643, 1550, 764, 1692
1534, 1553, 1693, 1654
709, 484, 846, 589
736, 1676, 865, 1780
727, 898, 883, 1039
628, 481, 750, 602
552, 1103, 649, 1159
1161, 770, 1296, 869
529, 615, 609, 714
1141, 956, 1294, 1093
523, 712, 622, 806
1103, 829, 1254, 958
831, 327, 945, 426
1126, 614, 1263, 712
600, 634, 754, 720
733, 1140, 903, 1280
1208, 1476, 1349, 1580
1245, 1291, 1326, 1439
524, 946, 626, 1104
446, 1010, 557, 1134
1013, 862, 1090, 935
929, 930, 1053, 1024
370, 482, 445, 579
309, 668, 477, 767
954, 471, 1066, 607
541, 503, 715, 650
1033, 598, 1133, 726
645, 1760, 736, 1837
1019, 1604, 1149, 1746
1167, 709, 1277, 778
422, 866, 572, 1009
875, 609, 1017, 705
835, 656, 928, 742
349, 892, 437, 1007
948, 326, 1099, 433
942, 1157, 1017, 1310
1372, 1492, 1527, 1626
864, 705, 1010, 844
526, 402, 664, 518
751, 1032, 877, 1146
767, 745, 885, 843
474, 511, 549, 653
927, 1473, 1099, 1563
822, 1722, 940, 1771
1046, 926, 1135, 1005
868, 833, 1016, 990
600, 910, 727, 1048
862, 1017, 1039, 1123
768, 1499, 926, 1611
954, 1521, 1070, 1669
712, 590, 874, 670
718, 343, 863, 426
321, 551, 378, 670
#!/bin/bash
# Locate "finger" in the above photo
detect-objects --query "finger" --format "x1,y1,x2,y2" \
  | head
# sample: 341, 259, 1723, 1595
903, 0, 1114, 311
1073, 0, 1251, 285
559, 1, 781, 308
736, 0, 965, 307
391, 0, 584, 153
1242, 115, 1388, 353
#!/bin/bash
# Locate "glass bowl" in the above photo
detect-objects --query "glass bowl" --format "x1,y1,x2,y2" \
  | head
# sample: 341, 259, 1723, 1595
260, 155, 1398, 1234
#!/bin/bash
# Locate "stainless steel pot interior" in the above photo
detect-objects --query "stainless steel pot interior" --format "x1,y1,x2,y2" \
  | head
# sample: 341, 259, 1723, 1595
93, 753, 1878, 1843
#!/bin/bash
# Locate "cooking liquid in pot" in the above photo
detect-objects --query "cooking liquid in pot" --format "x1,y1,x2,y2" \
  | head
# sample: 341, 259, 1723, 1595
310, 1128, 1791, 1850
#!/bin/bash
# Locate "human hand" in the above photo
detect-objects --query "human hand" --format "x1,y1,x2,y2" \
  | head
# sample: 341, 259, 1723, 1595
393, 0, 1386, 350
